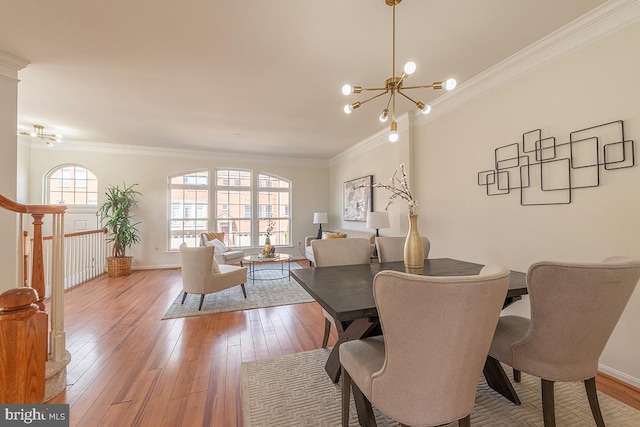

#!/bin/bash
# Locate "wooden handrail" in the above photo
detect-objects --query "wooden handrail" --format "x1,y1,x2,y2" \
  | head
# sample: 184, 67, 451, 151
42, 227, 107, 241
0, 194, 66, 215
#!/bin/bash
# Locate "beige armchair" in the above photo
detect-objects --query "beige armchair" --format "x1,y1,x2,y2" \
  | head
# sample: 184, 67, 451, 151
375, 236, 430, 263
311, 238, 373, 348
179, 243, 248, 311
488, 257, 640, 427
199, 232, 245, 266
339, 265, 510, 427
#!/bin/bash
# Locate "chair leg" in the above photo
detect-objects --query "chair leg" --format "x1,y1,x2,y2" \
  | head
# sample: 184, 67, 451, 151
341, 366, 351, 427
241, 283, 247, 298
198, 294, 205, 311
240, 260, 243, 267
458, 414, 471, 427
181, 291, 188, 304
514, 369, 521, 382
322, 317, 331, 348
541, 379, 556, 427
585, 377, 606, 427
351, 378, 376, 427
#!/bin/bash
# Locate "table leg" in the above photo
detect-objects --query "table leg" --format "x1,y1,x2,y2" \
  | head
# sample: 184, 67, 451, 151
483, 355, 521, 404
326, 318, 379, 383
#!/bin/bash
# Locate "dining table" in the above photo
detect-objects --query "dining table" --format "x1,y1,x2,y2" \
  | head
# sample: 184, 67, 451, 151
290, 257, 528, 407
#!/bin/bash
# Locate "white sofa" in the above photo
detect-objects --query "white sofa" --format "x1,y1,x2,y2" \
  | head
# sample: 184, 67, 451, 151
304, 229, 375, 265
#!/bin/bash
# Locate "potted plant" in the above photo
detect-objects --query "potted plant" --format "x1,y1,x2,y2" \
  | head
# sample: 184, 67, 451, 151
98, 182, 142, 277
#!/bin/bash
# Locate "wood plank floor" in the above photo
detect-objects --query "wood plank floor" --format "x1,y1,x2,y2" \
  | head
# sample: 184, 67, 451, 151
45, 265, 640, 426
45, 263, 336, 426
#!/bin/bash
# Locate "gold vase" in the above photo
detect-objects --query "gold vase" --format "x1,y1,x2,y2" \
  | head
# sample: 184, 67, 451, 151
404, 214, 424, 274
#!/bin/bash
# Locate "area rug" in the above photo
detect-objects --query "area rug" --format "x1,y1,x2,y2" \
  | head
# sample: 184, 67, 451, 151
241, 348, 640, 427
162, 263, 313, 319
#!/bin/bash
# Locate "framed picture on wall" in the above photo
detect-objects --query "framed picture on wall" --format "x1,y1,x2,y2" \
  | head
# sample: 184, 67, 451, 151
343, 175, 373, 221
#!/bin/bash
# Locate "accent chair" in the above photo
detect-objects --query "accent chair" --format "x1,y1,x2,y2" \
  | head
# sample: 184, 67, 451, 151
339, 265, 510, 427
488, 256, 640, 427
179, 243, 248, 311
311, 238, 373, 348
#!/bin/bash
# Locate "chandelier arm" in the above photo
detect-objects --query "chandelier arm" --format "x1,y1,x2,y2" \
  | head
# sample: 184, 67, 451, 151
398, 84, 439, 90
397, 90, 422, 105
354, 90, 390, 107
358, 86, 391, 92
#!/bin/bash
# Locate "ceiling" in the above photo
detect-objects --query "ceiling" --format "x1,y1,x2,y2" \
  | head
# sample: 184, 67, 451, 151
1, 0, 606, 160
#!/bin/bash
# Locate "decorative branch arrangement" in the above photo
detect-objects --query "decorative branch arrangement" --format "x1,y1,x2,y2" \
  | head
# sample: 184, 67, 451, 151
265, 219, 275, 238
371, 164, 417, 215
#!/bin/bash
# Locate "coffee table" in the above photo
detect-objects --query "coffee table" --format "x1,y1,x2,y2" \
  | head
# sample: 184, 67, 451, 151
243, 253, 292, 284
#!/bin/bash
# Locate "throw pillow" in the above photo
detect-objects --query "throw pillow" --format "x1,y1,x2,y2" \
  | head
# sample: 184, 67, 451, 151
210, 238, 229, 254
211, 256, 221, 274
325, 233, 347, 239
202, 232, 224, 245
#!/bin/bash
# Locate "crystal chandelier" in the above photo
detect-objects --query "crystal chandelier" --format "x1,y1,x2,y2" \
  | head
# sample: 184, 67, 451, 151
341, 0, 457, 142
18, 124, 63, 147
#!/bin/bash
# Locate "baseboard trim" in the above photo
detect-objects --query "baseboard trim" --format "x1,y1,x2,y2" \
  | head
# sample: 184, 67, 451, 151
597, 370, 640, 410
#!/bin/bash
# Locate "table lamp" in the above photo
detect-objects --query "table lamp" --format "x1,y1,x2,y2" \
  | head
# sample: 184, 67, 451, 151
366, 211, 390, 257
313, 212, 328, 239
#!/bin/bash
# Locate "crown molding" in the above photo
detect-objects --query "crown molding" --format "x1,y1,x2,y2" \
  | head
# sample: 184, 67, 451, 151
414, 0, 640, 127
0, 51, 29, 81
27, 138, 329, 169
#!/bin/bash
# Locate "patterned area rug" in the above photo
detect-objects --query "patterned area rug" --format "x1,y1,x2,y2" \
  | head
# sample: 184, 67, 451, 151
242, 348, 640, 427
162, 263, 313, 319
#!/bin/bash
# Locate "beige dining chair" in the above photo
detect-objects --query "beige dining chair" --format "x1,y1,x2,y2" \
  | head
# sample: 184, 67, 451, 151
179, 243, 248, 310
311, 238, 373, 348
375, 236, 430, 263
488, 256, 640, 427
340, 265, 510, 427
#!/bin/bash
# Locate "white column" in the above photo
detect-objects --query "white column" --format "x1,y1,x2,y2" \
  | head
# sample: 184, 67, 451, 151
0, 50, 29, 291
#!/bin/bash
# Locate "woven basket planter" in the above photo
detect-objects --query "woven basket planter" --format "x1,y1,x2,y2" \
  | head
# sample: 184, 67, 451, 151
107, 256, 133, 277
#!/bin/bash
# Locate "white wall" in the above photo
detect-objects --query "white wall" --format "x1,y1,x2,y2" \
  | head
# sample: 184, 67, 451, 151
26, 144, 329, 269
330, 19, 640, 385
416, 20, 640, 384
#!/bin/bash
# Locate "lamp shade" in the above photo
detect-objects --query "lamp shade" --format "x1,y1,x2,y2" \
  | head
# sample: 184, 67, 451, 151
313, 212, 328, 225
366, 211, 390, 230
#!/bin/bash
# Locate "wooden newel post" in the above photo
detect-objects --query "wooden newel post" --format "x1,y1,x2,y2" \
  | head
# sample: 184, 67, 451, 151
0, 287, 47, 403
30, 213, 46, 311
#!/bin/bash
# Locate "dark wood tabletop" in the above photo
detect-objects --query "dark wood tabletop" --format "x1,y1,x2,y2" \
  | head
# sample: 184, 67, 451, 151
291, 258, 527, 323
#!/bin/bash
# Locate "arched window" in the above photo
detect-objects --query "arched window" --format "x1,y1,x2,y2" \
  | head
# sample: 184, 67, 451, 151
168, 170, 209, 250
46, 164, 98, 206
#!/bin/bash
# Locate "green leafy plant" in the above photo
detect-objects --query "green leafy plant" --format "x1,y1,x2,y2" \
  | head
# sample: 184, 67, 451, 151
98, 182, 142, 258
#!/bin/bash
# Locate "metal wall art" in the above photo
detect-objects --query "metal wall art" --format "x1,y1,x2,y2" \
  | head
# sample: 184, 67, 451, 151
477, 120, 635, 206
344, 175, 373, 221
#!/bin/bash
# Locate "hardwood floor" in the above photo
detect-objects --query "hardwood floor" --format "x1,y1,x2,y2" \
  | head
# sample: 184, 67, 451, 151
45, 264, 335, 426
44, 265, 640, 426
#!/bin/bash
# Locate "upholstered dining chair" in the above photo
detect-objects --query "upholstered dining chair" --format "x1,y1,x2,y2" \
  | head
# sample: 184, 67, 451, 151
375, 236, 430, 263
488, 257, 640, 427
179, 243, 248, 310
340, 265, 511, 427
311, 238, 373, 348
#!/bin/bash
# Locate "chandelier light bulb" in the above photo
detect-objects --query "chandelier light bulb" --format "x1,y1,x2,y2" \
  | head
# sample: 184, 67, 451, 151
421, 104, 431, 114
403, 61, 417, 75
342, 84, 353, 96
344, 104, 353, 114
388, 131, 399, 143
379, 109, 389, 122
445, 78, 457, 90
